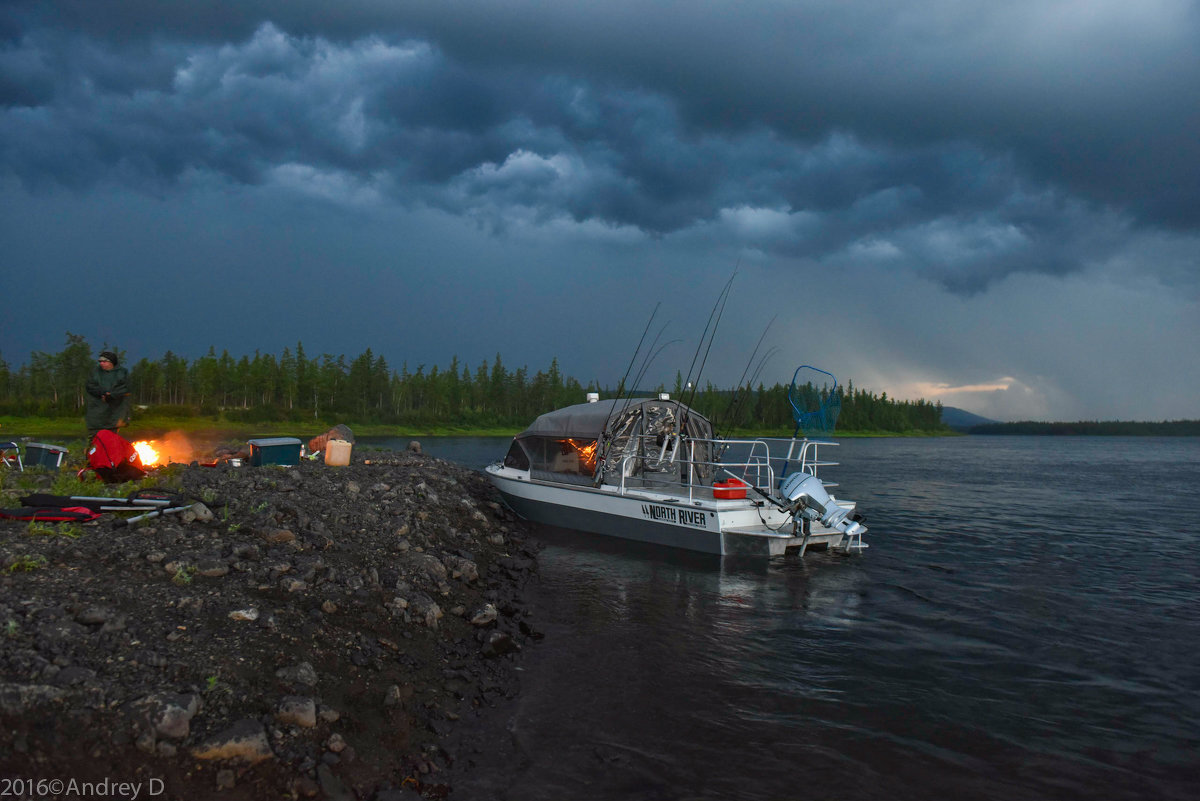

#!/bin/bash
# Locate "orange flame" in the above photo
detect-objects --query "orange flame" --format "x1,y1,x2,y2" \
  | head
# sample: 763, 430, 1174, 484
128, 431, 199, 467
566, 438, 598, 471
133, 441, 160, 466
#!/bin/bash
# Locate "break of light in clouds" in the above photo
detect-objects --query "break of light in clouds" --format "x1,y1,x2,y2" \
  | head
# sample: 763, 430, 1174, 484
1, 0, 1198, 421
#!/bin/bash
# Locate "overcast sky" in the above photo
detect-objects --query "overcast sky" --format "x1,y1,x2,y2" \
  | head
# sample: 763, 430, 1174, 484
2, 0, 1197, 421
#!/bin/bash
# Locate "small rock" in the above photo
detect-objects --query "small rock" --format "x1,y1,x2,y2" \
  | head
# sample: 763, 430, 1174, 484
191, 719, 274, 764
276, 661, 318, 687
407, 440, 422, 453
215, 769, 236, 790
190, 502, 214, 522
197, 560, 229, 578
264, 529, 296, 544
409, 593, 443, 628
229, 607, 259, 622
326, 732, 347, 753
276, 696, 317, 728
408, 553, 447, 582
74, 607, 111, 625
153, 694, 199, 740
481, 630, 520, 658
470, 604, 498, 627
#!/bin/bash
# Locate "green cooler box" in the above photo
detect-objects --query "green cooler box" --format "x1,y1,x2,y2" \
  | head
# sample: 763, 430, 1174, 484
248, 437, 302, 466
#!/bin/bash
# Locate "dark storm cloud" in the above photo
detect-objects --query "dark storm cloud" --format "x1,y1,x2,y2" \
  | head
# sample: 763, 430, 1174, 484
2, 1, 1198, 293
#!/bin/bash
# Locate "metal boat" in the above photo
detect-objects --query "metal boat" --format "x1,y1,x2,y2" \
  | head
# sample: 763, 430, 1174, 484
485, 388, 867, 557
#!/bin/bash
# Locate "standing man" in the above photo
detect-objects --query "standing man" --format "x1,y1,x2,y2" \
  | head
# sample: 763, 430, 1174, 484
85, 350, 131, 443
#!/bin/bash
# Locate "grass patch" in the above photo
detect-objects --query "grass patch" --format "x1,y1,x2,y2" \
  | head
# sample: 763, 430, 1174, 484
170, 563, 196, 586
27, 520, 83, 538
6, 554, 48, 573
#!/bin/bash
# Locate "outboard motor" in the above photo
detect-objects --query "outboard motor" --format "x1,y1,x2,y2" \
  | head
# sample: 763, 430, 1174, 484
779, 472, 865, 539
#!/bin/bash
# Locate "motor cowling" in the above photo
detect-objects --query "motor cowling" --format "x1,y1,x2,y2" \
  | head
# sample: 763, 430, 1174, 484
779, 472, 864, 536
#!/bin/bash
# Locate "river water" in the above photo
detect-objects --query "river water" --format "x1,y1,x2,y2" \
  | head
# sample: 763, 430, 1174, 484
366, 435, 1200, 800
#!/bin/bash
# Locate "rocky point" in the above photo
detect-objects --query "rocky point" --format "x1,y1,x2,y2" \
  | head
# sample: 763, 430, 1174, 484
0, 446, 540, 799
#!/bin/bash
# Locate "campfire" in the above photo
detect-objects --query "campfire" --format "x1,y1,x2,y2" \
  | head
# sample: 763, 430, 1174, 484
132, 441, 160, 466
129, 431, 198, 468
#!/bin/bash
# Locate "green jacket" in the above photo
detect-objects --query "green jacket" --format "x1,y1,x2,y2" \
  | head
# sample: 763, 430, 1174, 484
85, 365, 132, 432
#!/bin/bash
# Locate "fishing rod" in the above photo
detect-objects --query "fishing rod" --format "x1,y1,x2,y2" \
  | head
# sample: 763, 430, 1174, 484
713, 315, 776, 436
593, 303, 661, 483
682, 273, 734, 415
730, 345, 781, 425
711, 345, 782, 464
613, 303, 659, 404
630, 335, 681, 400
678, 272, 736, 415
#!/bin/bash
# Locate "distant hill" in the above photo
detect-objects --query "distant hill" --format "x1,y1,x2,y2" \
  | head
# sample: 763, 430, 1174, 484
940, 406, 997, 431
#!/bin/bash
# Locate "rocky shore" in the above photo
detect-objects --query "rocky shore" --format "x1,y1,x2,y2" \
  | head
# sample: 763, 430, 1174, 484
0, 448, 539, 799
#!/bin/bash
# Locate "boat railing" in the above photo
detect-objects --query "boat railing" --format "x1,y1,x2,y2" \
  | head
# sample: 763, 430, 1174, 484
613, 435, 839, 501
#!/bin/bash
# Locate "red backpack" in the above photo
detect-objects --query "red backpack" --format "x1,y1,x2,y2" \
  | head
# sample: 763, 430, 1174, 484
82, 430, 147, 484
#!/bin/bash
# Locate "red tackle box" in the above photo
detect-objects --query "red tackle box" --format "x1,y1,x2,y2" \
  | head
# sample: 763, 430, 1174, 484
713, 479, 748, 499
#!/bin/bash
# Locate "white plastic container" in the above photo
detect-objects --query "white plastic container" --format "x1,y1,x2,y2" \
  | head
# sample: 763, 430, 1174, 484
325, 439, 352, 466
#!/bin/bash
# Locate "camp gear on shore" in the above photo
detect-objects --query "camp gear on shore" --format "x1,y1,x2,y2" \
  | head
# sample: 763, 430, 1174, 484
0, 506, 102, 522
20, 489, 184, 513
248, 437, 302, 466
0, 441, 21, 471
81, 430, 147, 483
24, 443, 68, 469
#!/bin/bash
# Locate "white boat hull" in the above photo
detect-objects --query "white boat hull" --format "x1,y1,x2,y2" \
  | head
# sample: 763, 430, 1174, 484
486, 464, 857, 557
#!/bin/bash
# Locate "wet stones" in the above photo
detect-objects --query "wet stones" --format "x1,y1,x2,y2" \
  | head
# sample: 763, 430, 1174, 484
480, 631, 519, 658
408, 593, 443, 628
191, 718, 274, 764
407, 552, 447, 582
469, 604, 498, 627
276, 661, 319, 688
276, 696, 317, 728
0, 449, 539, 799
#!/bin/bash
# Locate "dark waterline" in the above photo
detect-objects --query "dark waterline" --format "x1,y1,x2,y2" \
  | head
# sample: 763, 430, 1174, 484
368, 435, 1200, 800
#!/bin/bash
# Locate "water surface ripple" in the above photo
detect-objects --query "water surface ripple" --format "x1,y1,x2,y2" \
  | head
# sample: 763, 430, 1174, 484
379, 435, 1200, 800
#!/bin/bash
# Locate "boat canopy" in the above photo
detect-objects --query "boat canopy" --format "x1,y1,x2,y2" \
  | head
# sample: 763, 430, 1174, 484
516, 398, 713, 442
508, 398, 715, 486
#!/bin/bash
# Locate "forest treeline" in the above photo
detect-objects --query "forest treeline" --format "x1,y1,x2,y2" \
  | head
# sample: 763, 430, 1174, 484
0, 334, 947, 433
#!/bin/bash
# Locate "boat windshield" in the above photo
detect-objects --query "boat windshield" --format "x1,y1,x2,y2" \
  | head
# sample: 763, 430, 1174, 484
511, 436, 598, 479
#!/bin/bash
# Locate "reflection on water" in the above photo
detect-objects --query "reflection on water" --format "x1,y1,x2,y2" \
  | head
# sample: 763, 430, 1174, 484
391, 436, 1200, 801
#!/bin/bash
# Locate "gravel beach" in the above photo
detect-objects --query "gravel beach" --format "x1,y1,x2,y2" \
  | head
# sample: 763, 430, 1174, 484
0, 448, 539, 799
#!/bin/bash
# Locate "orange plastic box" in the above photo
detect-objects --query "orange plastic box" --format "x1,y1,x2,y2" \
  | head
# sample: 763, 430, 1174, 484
713, 479, 748, 499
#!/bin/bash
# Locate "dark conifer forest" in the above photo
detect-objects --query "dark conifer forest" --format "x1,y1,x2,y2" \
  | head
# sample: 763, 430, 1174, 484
1, 333, 947, 433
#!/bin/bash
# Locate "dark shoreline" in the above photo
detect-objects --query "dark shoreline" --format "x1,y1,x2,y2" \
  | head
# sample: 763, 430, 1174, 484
0, 451, 539, 799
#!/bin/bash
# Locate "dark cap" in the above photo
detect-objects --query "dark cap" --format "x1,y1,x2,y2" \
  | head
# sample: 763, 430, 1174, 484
99, 350, 119, 366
